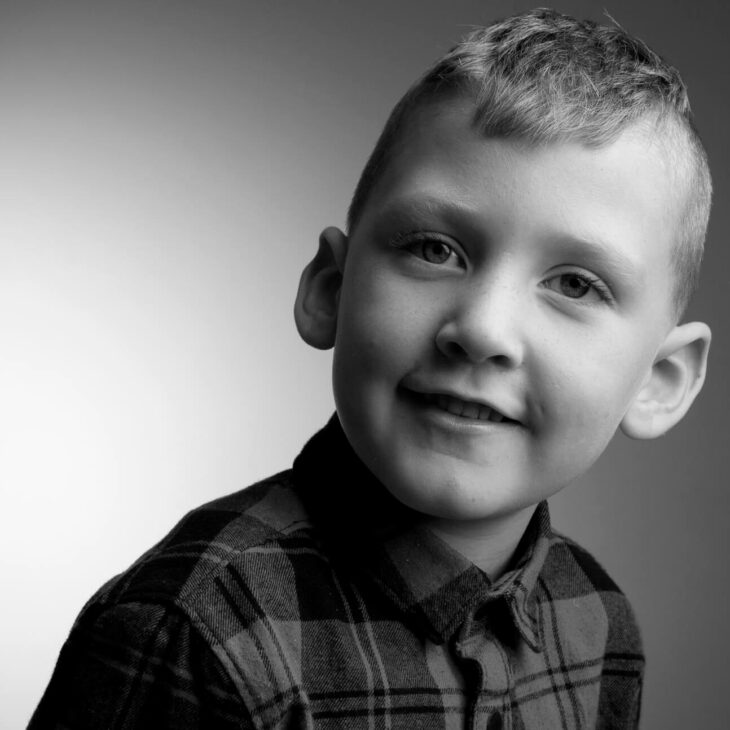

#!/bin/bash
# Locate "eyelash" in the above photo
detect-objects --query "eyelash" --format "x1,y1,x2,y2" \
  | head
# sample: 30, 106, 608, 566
542, 271, 614, 304
390, 231, 463, 266
390, 231, 613, 304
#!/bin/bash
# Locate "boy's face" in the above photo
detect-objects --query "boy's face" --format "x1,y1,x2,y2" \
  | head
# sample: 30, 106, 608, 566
331, 101, 679, 524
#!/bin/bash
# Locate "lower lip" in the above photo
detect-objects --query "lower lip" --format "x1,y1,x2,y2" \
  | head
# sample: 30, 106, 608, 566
399, 388, 521, 434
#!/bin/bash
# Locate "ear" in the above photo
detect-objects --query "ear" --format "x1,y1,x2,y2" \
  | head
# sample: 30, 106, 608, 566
621, 321, 711, 440
294, 226, 348, 350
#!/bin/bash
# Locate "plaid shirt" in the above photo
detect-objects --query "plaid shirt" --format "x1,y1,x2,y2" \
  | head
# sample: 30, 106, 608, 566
30, 417, 643, 729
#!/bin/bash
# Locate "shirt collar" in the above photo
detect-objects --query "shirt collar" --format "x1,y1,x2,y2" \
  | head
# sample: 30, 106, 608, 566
293, 416, 550, 651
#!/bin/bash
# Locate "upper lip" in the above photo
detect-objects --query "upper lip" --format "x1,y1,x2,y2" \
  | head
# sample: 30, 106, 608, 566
403, 384, 524, 425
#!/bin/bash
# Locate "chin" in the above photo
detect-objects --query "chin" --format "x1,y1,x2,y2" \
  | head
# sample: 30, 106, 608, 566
382, 465, 503, 521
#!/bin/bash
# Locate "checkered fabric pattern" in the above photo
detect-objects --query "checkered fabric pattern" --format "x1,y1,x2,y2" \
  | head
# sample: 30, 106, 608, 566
30, 416, 643, 729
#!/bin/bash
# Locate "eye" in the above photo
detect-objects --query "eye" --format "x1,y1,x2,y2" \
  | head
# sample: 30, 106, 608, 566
420, 239, 455, 264
542, 271, 612, 304
391, 232, 464, 269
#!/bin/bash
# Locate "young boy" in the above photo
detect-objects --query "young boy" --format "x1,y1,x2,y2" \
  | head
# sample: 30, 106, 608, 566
30, 8, 711, 729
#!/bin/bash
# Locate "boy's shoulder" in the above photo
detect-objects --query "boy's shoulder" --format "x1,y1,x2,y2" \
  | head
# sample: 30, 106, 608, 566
546, 530, 626, 595
539, 528, 643, 655
88, 470, 314, 615
30, 473, 317, 728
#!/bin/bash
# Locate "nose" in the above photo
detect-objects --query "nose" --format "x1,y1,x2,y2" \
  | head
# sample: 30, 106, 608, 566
434, 279, 525, 367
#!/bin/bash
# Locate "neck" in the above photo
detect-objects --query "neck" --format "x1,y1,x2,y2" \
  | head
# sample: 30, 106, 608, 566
423, 505, 536, 580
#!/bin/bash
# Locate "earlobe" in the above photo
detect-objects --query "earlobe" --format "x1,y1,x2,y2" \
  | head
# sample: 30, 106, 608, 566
621, 321, 711, 440
294, 226, 348, 350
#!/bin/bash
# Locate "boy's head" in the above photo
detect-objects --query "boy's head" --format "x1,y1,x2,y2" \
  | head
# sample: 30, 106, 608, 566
294, 9, 711, 527
351, 7, 711, 320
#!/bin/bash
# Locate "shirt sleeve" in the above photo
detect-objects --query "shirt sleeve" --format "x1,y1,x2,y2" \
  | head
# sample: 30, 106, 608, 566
596, 653, 644, 729
28, 600, 252, 729
596, 593, 645, 730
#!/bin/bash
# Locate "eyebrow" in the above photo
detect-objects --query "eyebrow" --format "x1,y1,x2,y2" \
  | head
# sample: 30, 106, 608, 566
554, 233, 640, 273
375, 193, 484, 237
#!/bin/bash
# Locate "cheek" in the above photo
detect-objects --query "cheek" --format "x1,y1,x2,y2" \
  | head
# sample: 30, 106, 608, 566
336, 307, 404, 380
536, 365, 622, 481
540, 338, 648, 432
338, 274, 433, 373
333, 308, 404, 412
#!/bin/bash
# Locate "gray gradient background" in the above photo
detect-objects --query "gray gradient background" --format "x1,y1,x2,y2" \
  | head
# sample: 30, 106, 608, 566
0, 1, 727, 727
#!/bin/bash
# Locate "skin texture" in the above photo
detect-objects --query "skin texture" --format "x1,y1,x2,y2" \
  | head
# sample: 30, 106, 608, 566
296, 100, 710, 575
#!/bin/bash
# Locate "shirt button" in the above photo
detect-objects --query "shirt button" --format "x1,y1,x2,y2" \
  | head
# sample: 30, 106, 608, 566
486, 713, 503, 730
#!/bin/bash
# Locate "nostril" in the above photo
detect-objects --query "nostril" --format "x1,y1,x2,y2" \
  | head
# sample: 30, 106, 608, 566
439, 339, 468, 359
489, 353, 514, 369
434, 313, 524, 367
437, 335, 515, 369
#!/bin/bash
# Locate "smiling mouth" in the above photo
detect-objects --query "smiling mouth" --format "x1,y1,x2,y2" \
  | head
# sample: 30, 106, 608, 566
418, 392, 518, 424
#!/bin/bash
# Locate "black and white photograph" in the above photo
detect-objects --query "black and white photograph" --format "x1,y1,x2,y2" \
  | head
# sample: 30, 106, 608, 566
2, 1, 728, 728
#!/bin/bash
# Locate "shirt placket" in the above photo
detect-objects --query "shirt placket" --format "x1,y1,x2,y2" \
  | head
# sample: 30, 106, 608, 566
452, 610, 513, 730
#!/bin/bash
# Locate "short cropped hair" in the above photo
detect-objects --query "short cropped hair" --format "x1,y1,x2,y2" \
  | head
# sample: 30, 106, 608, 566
347, 8, 712, 318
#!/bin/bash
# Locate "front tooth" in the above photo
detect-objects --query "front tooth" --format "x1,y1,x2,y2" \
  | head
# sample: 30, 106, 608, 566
461, 402, 480, 419
436, 394, 450, 411
477, 405, 492, 421
446, 396, 464, 416
488, 409, 505, 423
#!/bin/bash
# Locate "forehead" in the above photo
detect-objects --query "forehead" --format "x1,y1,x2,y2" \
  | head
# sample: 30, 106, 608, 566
378, 98, 674, 204
371, 103, 673, 244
